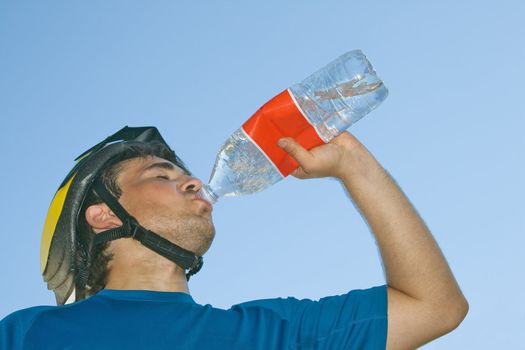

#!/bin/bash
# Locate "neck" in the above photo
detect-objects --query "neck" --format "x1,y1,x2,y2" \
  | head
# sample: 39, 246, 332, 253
104, 239, 190, 294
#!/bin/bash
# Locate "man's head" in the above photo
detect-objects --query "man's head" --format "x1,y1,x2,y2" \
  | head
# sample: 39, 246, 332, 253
75, 141, 215, 298
41, 126, 213, 305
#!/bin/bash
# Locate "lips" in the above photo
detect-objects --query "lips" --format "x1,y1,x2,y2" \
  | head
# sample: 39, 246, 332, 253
194, 196, 213, 210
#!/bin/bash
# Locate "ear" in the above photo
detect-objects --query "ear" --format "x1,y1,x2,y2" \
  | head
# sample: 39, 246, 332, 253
85, 203, 123, 231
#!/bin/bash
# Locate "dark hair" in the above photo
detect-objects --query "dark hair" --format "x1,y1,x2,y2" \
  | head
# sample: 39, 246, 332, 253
74, 141, 190, 300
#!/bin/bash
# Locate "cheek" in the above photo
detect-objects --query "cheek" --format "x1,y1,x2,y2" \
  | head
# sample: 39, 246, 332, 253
121, 182, 185, 216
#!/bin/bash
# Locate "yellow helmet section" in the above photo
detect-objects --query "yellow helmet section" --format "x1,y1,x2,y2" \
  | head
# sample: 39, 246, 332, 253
40, 174, 76, 274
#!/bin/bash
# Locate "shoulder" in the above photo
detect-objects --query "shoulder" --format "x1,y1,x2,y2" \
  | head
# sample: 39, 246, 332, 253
232, 285, 387, 321
231, 286, 388, 349
1, 305, 57, 327
0, 297, 102, 349
1, 305, 56, 349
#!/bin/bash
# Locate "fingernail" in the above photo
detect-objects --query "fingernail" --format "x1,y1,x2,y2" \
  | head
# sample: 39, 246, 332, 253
278, 139, 288, 148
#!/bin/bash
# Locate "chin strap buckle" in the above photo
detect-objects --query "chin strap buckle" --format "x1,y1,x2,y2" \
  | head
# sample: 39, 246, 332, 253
126, 218, 143, 240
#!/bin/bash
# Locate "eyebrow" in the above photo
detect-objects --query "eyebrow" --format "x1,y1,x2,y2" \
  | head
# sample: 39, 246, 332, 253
141, 161, 191, 176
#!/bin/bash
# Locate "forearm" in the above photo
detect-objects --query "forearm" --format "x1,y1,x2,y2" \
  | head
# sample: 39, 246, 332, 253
338, 145, 466, 307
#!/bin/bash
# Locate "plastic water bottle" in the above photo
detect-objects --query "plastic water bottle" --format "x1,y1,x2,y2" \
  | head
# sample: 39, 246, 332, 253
199, 50, 388, 204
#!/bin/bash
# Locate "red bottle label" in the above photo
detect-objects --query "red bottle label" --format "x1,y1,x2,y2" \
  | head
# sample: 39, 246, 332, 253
242, 89, 325, 177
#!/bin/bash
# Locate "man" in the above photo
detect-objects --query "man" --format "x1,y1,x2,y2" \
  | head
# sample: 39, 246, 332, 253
0, 126, 468, 349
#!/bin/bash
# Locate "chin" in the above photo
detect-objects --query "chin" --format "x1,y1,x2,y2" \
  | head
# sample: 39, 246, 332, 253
194, 226, 216, 256
143, 214, 215, 256
176, 218, 216, 257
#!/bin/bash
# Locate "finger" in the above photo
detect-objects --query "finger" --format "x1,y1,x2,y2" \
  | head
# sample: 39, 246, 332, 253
277, 138, 314, 166
290, 167, 311, 179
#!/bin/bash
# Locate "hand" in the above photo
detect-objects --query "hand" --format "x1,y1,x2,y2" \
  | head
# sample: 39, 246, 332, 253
277, 131, 366, 180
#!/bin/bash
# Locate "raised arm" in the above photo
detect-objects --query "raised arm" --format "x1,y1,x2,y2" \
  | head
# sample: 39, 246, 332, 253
277, 132, 468, 349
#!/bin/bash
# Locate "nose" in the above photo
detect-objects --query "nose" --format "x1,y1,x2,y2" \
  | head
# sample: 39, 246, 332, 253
179, 176, 203, 193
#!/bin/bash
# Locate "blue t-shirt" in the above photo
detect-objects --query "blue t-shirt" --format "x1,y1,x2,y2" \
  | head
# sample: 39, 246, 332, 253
0, 285, 387, 349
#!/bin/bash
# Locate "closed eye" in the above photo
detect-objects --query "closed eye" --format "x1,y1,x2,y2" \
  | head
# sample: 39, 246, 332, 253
142, 161, 191, 181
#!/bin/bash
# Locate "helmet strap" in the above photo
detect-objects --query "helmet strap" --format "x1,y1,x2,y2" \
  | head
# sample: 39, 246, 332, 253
90, 177, 203, 280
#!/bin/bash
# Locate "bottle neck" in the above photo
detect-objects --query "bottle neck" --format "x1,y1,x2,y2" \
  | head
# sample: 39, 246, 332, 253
199, 184, 218, 204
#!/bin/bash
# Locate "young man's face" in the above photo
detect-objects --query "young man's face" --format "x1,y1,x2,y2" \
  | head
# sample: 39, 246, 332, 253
115, 155, 215, 256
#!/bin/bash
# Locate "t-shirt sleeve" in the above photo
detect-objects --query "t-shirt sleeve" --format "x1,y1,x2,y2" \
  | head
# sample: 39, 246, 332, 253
236, 285, 388, 349
0, 306, 55, 350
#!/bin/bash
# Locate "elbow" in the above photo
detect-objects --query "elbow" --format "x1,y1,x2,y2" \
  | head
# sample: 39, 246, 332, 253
439, 296, 469, 334
451, 297, 469, 329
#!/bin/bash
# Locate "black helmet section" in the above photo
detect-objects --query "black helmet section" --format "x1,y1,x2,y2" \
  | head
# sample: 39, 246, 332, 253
42, 126, 203, 305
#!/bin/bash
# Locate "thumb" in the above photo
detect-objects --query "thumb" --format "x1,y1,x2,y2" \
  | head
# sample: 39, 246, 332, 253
277, 138, 313, 165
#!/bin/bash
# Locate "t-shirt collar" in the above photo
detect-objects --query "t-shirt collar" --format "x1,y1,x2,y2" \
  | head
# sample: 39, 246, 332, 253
97, 289, 196, 303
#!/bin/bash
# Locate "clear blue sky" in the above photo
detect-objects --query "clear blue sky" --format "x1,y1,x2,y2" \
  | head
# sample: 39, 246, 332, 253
1, 1, 523, 348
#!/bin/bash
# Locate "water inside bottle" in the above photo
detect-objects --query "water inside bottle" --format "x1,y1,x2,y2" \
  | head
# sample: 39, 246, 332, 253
202, 127, 283, 203
291, 74, 387, 142
289, 50, 388, 142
